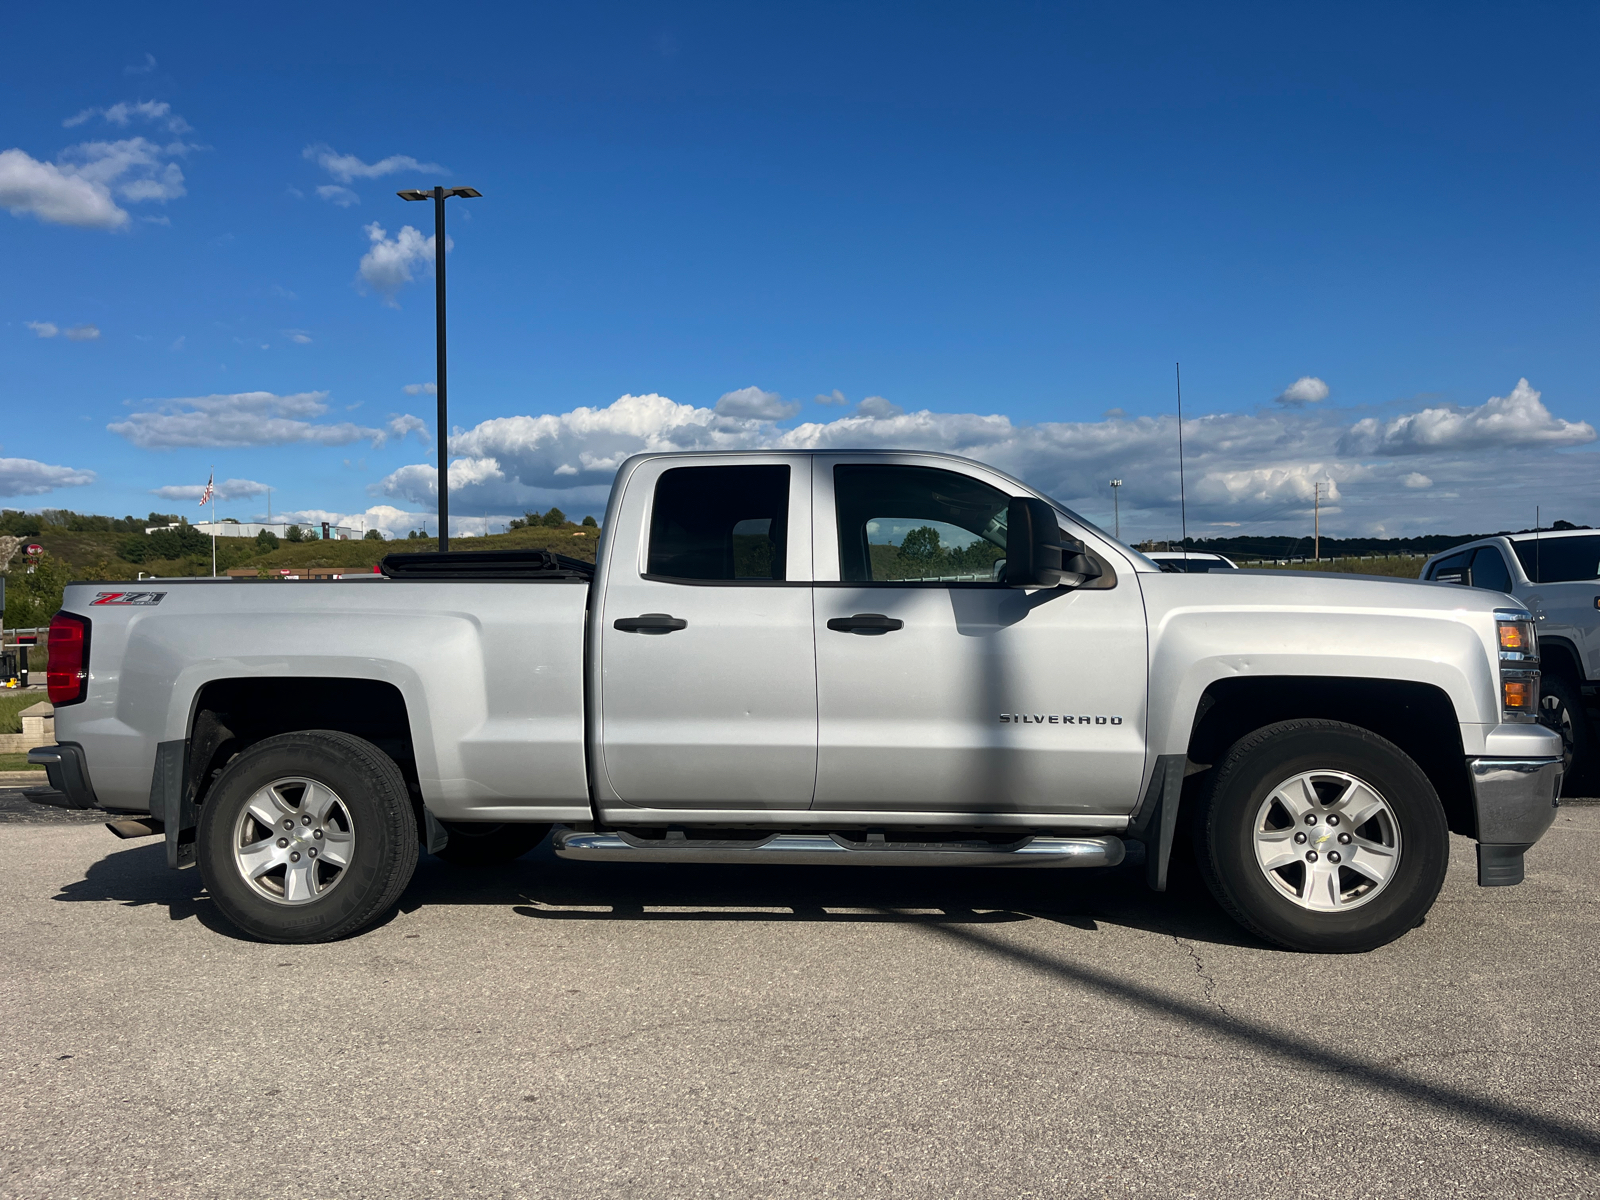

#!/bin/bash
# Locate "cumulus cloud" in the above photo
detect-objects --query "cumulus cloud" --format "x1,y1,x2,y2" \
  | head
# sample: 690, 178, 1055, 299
857, 395, 904, 418
1276, 376, 1330, 406
152, 477, 270, 501
302, 144, 445, 184
386, 414, 432, 447
283, 329, 312, 344
357, 222, 447, 305
0, 456, 97, 497
1339, 379, 1596, 455
24, 321, 97, 340
108, 391, 386, 449
25, 321, 58, 338
714, 386, 800, 420
0, 148, 129, 229
403, 382, 437, 395
316, 184, 359, 207
64, 100, 190, 134
64, 324, 100, 341
369, 378, 1598, 537
815, 389, 850, 406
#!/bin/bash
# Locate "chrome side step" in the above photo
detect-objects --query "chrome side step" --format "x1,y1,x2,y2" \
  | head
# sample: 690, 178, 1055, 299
551, 826, 1124, 869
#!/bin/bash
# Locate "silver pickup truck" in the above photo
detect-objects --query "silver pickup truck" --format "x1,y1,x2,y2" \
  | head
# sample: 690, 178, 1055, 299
31, 449, 1563, 951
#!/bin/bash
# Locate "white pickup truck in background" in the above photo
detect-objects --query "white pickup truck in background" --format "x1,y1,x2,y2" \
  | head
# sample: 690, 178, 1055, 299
1422, 529, 1600, 787
30, 450, 1563, 952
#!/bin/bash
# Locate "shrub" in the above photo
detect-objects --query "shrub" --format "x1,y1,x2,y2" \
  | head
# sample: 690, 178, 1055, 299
256, 529, 280, 551
363, 528, 383, 541
581, 514, 598, 528
541, 507, 567, 527
286, 525, 304, 543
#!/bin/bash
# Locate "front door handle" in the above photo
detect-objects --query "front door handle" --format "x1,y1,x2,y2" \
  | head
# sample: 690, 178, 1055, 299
614, 613, 688, 634
826, 613, 904, 635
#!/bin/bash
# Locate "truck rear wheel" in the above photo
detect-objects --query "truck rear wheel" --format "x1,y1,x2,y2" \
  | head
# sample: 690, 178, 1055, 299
197, 730, 418, 943
434, 820, 551, 866
1193, 720, 1449, 953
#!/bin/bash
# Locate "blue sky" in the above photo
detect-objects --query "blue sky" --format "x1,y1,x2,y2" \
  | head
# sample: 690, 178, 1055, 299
5, 1, 1598, 540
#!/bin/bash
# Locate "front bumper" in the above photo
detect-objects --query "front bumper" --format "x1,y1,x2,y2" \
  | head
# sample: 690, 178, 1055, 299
1468, 756, 1562, 887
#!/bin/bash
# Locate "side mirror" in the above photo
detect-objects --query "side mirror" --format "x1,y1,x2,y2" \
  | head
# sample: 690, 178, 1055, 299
1002, 497, 1103, 589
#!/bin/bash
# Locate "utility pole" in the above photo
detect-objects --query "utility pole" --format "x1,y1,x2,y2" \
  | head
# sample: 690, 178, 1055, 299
397, 184, 482, 552
1313, 482, 1322, 562
1109, 479, 1123, 540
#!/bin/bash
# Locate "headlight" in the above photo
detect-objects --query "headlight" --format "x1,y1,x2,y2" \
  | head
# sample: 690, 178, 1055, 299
1495, 610, 1539, 722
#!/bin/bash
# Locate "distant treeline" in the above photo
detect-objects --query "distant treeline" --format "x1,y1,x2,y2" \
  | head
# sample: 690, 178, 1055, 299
1142, 520, 1592, 561
1, 509, 182, 537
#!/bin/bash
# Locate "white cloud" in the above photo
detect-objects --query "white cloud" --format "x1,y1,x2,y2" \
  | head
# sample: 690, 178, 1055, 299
1340, 379, 1596, 455
108, 391, 386, 449
1403, 472, 1432, 489
316, 184, 359, 207
714, 386, 800, 420
0, 456, 97, 496
64, 101, 191, 135
152, 477, 271, 502
815, 389, 850, 406
857, 395, 904, 418
1276, 376, 1330, 406
403, 382, 437, 395
0, 148, 128, 229
283, 329, 312, 344
370, 378, 1600, 536
357, 222, 447, 305
386, 414, 432, 448
125, 54, 158, 76
25, 321, 59, 338
64, 324, 100, 341
303, 144, 445, 184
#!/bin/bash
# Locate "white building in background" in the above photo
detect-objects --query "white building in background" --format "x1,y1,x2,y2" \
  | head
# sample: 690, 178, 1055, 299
144, 521, 359, 541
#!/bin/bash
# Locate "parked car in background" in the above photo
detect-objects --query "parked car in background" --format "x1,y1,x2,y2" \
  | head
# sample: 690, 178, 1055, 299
1422, 530, 1599, 787
1145, 550, 1239, 573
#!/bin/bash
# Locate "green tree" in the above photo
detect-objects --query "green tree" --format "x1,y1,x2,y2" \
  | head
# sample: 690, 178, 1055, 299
256, 529, 280, 551
581, 514, 598, 528
363, 528, 383, 541
286, 525, 304, 543
3, 551, 70, 628
899, 526, 941, 562
541, 507, 567, 527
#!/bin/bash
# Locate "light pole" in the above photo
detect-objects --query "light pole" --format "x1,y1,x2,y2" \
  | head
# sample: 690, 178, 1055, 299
398, 185, 481, 551
1109, 479, 1123, 540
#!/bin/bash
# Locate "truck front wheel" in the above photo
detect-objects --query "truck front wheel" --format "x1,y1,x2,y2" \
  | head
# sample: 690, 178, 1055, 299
1193, 720, 1449, 953
197, 730, 419, 943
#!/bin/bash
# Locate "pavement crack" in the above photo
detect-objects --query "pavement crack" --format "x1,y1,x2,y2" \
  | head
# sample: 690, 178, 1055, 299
1172, 934, 1230, 1018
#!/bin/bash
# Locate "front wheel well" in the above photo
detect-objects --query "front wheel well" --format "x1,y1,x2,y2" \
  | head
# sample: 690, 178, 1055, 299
1186, 676, 1474, 838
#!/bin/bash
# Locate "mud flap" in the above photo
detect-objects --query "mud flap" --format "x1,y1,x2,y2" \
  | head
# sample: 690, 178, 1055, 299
149, 740, 197, 869
1127, 753, 1185, 892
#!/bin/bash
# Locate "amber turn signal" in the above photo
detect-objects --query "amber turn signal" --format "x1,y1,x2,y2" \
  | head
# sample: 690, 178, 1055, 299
1502, 679, 1532, 710
1498, 623, 1526, 651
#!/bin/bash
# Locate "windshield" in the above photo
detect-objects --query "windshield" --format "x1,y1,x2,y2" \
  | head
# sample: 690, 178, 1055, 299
1510, 535, 1600, 583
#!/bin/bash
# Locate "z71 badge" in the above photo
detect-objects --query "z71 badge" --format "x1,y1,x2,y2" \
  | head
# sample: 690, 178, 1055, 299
91, 591, 167, 606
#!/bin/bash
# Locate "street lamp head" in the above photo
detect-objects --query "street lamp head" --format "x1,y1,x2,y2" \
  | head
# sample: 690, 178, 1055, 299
448, 187, 482, 198
1110, 479, 1123, 487
396, 189, 430, 201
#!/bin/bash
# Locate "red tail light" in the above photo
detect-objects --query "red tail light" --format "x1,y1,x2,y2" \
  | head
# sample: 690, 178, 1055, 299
48, 612, 90, 706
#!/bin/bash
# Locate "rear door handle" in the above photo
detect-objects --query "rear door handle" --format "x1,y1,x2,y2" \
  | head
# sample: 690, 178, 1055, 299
826, 613, 904, 634
614, 613, 688, 633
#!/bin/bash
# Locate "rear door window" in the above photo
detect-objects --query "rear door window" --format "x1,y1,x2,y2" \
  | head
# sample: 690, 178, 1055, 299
1429, 552, 1469, 585
1510, 535, 1600, 584
646, 465, 790, 581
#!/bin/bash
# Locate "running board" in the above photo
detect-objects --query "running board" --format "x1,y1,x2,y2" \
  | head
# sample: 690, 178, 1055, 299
551, 826, 1124, 869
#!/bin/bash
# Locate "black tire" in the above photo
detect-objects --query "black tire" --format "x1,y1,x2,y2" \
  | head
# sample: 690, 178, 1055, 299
1538, 671, 1593, 793
197, 730, 419, 943
433, 820, 550, 866
1193, 720, 1449, 953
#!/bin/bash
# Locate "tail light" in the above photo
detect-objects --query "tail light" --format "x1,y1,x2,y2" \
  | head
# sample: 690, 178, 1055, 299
47, 612, 90, 706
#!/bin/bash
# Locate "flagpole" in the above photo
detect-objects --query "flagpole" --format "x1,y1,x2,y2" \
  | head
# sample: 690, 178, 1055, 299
210, 466, 216, 578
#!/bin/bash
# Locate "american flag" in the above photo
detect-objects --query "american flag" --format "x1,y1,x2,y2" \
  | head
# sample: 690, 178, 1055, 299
198, 471, 214, 507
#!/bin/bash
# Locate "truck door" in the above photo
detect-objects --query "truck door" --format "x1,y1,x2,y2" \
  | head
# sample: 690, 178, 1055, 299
596, 456, 817, 810
811, 458, 1148, 816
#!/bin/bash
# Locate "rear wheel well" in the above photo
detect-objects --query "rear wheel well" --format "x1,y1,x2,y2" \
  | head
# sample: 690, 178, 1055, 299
1186, 676, 1474, 838
187, 677, 417, 811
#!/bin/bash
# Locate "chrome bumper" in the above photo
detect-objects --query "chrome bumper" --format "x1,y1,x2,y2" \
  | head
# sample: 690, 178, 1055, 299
1468, 757, 1562, 887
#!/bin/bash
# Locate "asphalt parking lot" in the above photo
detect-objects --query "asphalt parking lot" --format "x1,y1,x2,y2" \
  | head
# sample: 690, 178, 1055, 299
3, 786, 1598, 1200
